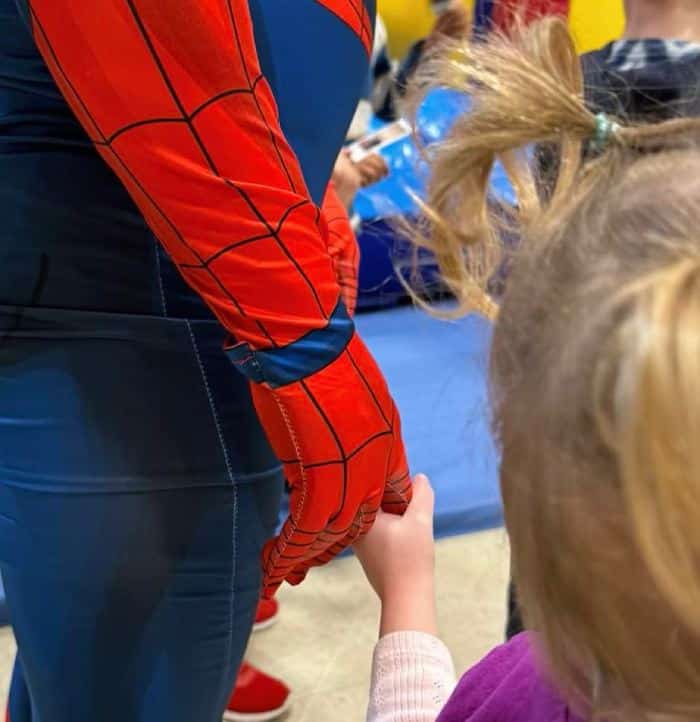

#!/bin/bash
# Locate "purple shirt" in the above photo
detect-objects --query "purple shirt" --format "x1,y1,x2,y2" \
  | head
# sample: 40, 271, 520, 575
437, 634, 581, 722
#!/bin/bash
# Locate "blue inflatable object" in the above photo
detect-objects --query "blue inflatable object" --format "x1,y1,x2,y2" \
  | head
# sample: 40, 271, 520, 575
355, 88, 515, 309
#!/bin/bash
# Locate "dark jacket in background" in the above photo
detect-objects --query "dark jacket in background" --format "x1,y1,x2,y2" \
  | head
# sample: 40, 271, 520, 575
582, 39, 700, 121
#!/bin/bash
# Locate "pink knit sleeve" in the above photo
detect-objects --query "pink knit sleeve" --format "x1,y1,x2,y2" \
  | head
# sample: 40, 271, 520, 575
367, 632, 457, 722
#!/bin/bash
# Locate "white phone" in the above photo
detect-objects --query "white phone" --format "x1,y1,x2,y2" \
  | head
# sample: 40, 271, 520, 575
347, 119, 412, 163
431, 0, 452, 14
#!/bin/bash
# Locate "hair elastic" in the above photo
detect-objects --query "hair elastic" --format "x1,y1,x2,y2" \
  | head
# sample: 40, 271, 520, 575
592, 113, 621, 150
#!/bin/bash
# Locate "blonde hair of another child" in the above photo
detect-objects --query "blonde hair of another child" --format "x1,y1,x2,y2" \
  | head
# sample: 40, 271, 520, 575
420, 17, 700, 722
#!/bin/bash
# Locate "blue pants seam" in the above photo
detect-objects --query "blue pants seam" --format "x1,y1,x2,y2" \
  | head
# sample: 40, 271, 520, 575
228, 457, 239, 694
185, 320, 238, 698
185, 321, 235, 485
153, 239, 168, 317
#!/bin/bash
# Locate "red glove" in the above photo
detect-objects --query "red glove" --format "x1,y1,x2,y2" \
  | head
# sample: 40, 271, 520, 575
29, 0, 411, 597
250, 332, 410, 593
320, 182, 360, 316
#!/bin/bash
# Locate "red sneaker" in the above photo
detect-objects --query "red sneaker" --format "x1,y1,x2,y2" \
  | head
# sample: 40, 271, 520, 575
252, 598, 279, 632
223, 662, 291, 722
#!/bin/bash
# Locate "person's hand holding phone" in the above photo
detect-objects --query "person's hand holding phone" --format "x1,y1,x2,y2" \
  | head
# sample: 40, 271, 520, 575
332, 149, 389, 209
356, 153, 389, 188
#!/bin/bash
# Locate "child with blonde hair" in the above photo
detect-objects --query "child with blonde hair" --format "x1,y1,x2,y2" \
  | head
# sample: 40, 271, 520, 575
356, 16, 700, 722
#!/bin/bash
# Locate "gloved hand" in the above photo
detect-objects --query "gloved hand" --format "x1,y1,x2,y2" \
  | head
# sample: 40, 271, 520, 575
250, 331, 411, 597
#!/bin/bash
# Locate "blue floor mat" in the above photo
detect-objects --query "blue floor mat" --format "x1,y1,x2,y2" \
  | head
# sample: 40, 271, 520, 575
356, 304, 503, 539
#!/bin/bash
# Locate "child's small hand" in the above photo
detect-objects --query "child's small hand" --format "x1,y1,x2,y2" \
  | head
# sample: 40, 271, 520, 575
355, 474, 438, 636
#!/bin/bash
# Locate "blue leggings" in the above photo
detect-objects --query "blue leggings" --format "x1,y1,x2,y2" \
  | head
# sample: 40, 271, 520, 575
0, 306, 284, 722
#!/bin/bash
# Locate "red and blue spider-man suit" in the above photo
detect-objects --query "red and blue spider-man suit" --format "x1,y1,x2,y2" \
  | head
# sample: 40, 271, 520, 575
0, 1, 409, 720
22, 0, 410, 592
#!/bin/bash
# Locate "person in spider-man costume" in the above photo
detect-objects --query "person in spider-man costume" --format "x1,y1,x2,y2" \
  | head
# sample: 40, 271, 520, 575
473, 0, 569, 33
0, 1, 411, 720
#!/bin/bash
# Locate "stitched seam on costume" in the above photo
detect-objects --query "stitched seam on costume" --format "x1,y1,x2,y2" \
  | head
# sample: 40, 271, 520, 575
270, 392, 307, 564
186, 322, 235, 484
186, 320, 238, 687
153, 238, 168, 317
229, 448, 239, 694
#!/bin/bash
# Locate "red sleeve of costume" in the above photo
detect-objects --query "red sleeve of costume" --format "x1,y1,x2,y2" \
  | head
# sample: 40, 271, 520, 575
317, 0, 373, 55
320, 182, 360, 316
28, 0, 337, 349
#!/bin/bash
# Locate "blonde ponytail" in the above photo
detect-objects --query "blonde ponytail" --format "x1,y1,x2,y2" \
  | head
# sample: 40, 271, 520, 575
416, 17, 592, 317
417, 17, 700, 320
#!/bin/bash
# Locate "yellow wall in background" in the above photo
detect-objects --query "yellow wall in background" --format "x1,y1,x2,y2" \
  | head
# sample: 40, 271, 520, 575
379, 0, 625, 58
569, 0, 625, 52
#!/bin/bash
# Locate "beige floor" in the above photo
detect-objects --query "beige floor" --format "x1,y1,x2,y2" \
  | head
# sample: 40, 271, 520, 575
0, 528, 510, 721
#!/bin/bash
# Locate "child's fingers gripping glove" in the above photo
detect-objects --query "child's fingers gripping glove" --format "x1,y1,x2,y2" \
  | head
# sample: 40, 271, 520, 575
247, 331, 411, 597
320, 182, 361, 316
